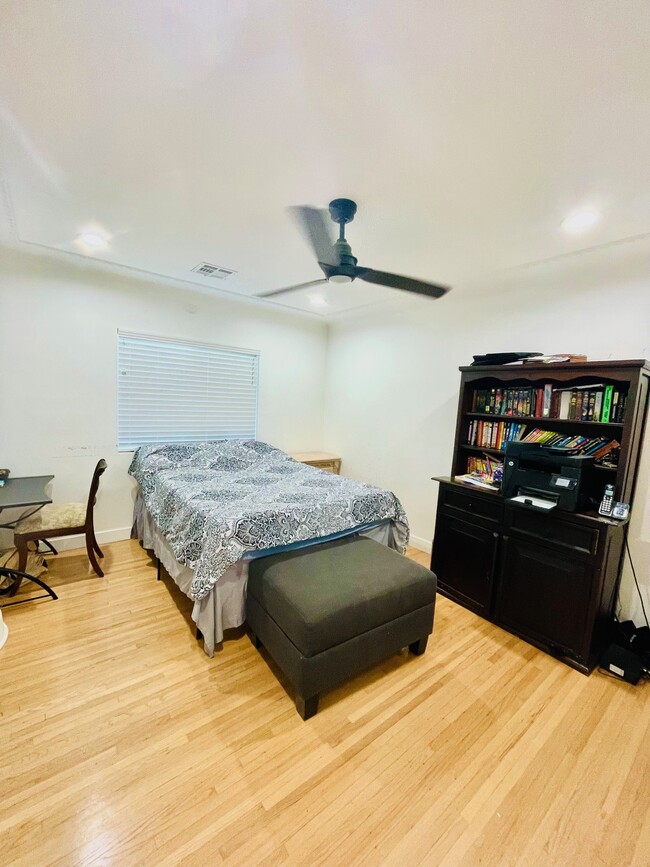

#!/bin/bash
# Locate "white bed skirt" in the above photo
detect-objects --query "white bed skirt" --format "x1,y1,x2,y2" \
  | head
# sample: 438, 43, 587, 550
133, 494, 398, 656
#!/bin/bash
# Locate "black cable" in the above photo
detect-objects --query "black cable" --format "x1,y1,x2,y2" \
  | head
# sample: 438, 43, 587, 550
626, 535, 649, 628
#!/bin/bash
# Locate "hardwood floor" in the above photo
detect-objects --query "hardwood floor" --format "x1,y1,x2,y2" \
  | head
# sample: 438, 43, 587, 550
1, 540, 648, 866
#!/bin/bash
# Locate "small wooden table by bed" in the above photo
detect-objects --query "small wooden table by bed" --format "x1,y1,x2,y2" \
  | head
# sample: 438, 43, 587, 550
290, 452, 341, 474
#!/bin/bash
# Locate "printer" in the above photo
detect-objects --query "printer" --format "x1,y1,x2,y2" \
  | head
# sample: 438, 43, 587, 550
502, 441, 595, 512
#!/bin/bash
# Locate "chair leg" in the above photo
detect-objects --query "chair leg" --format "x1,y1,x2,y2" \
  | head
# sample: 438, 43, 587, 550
93, 535, 104, 558
10, 540, 30, 595
86, 531, 104, 578
41, 540, 58, 556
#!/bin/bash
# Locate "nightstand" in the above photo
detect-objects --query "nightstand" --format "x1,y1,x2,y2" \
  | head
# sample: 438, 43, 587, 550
291, 452, 342, 474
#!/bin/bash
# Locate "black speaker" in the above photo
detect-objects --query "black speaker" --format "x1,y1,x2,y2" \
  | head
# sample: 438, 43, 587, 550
601, 644, 644, 685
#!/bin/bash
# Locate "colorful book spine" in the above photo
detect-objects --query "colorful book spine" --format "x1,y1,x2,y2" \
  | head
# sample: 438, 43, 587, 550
601, 385, 614, 423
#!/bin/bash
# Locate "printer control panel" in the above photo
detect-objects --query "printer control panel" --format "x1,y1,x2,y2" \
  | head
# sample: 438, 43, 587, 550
550, 474, 577, 491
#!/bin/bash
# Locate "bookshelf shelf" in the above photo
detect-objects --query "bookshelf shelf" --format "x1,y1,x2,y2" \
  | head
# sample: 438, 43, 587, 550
461, 444, 504, 456
431, 358, 650, 675
461, 444, 618, 470
465, 412, 624, 428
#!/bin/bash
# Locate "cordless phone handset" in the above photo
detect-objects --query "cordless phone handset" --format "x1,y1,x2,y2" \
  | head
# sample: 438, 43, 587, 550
598, 484, 615, 517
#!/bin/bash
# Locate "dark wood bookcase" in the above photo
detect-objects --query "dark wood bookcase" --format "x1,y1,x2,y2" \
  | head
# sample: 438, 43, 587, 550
431, 359, 649, 673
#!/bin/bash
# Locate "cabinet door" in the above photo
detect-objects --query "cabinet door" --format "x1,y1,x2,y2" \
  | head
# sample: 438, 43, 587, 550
431, 514, 498, 615
495, 535, 593, 660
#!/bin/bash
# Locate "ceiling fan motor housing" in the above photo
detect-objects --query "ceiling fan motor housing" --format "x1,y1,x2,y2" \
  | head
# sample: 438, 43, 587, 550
321, 199, 359, 280
320, 241, 358, 280
328, 198, 357, 224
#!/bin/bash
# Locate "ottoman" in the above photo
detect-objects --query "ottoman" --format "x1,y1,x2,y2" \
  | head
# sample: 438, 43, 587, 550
246, 535, 437, 719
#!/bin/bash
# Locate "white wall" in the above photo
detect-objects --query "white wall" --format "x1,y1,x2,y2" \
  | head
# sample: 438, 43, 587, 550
324, 237, 650, 625
0, 246, 328, 543
2, 238, 649, 625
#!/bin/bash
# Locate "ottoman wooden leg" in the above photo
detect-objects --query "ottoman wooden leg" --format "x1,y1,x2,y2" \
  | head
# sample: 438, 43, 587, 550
409, 636, 428, 656
296, 694, 319, 720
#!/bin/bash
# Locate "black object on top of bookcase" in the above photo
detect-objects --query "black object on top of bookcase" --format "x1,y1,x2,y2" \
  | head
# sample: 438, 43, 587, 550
450, 359, 650, 509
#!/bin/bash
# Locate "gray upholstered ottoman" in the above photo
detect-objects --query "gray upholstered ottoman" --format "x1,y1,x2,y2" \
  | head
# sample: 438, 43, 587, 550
246, 535, 437, 719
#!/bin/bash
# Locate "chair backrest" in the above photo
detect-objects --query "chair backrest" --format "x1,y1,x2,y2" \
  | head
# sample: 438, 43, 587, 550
85, 459, 107, 525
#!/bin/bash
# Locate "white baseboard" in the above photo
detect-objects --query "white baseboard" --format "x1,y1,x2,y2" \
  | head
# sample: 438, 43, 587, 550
409, 534, 432, 554
49, 526, 132, 552
46, 526, 434, 557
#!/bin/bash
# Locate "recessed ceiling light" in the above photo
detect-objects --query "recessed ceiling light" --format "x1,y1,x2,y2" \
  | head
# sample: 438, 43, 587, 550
309, 294, 329, 309
74, 227, 111, 254
561, 208, 601, 233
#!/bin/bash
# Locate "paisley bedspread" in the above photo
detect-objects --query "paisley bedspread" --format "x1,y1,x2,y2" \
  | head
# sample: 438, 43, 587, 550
129, 440, 409, 601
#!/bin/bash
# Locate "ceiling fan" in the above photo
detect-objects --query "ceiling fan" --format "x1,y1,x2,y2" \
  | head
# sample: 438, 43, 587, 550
259, 198, 451, 301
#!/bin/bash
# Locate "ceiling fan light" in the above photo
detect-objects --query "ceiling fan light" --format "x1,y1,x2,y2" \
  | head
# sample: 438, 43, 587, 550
329, 274, 352, 284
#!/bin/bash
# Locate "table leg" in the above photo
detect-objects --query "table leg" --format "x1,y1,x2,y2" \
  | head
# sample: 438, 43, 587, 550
0, 568, 58, 607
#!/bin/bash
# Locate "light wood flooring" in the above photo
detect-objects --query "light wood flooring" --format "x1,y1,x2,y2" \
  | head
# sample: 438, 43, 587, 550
1, 540, 649, 866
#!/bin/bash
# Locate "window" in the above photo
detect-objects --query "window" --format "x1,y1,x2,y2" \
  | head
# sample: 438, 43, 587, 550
117, 331, 259, 451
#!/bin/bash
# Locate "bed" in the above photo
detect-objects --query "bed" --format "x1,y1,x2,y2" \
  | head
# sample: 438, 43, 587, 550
129, 440, 409, 655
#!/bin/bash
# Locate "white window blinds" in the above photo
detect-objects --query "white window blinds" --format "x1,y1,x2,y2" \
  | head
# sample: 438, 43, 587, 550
117, 331, 259, 451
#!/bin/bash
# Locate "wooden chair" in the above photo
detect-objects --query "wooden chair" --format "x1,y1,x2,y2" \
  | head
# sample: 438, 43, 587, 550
13, 459, 107, 592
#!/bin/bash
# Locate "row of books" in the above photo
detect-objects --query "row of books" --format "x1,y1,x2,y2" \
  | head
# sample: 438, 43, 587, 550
467, 419, 526, 451
471, 383, 627, 423
520, 428, 620, 462
463, 454, 504, 487
466, 420, 620, 465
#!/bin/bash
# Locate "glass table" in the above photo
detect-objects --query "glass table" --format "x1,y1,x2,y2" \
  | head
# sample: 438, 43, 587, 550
0, 475, 58, 606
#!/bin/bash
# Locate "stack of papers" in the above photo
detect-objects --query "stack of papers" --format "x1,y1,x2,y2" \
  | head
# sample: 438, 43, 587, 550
509, 494, 556, 511
456, 474, 499, 490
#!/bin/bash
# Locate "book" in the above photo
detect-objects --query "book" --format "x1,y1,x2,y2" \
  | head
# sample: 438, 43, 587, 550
557, 391, 571, 419
610, 391, 627, 423
590, 440, 620, 462
575, 391, 584, 421
569, 390, 577, 420
601, 385, 614, 422
594, 391, 603, 422
522, 354, 588, 363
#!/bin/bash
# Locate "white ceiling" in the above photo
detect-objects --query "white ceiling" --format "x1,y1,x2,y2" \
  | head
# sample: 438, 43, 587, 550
1, 1, 649, 317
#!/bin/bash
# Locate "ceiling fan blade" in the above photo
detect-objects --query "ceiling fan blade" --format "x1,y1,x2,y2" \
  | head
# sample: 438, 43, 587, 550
289, 206, 340, 267
356, 267, 450, 299
258, 278, 329, 299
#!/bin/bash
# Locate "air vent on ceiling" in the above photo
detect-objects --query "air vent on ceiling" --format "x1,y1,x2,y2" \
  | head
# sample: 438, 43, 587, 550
191, 262, 237, 279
